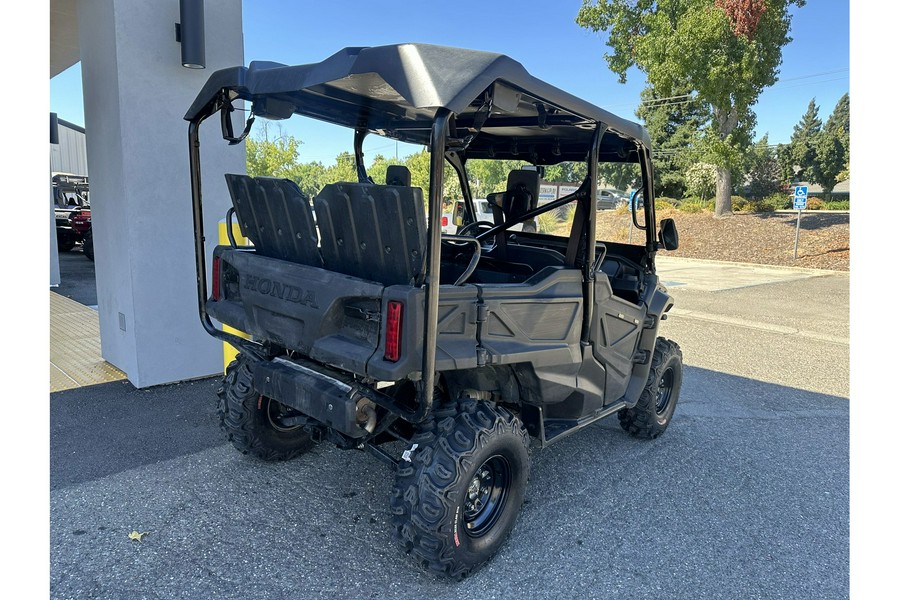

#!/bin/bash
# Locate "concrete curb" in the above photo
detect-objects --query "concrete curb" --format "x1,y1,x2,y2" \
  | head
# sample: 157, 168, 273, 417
656, 254, 848, 276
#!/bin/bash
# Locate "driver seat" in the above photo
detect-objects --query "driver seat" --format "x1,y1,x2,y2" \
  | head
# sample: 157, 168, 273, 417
488, 169, 540, 257
503, 169, 539, 224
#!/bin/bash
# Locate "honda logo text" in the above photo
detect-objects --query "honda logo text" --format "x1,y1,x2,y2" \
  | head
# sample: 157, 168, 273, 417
243, 275, 319, 308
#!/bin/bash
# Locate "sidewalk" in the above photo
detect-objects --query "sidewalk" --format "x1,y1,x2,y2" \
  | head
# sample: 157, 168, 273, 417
49, 291, 125, 392
49, 256, 842, 392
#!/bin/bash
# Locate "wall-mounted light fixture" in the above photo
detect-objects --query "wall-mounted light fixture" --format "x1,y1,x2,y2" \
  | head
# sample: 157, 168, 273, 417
176, 0, 206, 69
50, 113, 60, 145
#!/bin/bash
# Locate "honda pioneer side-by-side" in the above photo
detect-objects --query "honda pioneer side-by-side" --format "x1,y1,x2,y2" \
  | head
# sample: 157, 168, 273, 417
185, 43, 683, 579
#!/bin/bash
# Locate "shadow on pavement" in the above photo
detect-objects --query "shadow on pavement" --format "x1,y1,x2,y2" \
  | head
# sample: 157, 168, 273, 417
50, 365, 848, 599
50, 376, 223, 491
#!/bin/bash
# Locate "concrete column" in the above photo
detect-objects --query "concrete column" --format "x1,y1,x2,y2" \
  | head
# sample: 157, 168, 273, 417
50, 181, 61, 287
77, 0, 245, 387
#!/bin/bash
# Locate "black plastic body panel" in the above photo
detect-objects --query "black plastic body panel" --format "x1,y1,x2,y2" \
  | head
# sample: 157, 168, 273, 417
314, 182, 426, 286
475, 267, 583, 368
620, 276, 674, 407
224, 175, 323, 267
591, 275, 647, 403
207, 240, 672, 419
209, 246, 384, 376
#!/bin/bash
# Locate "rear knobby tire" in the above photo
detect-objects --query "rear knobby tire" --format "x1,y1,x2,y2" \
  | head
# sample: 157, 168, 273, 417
618, 337, 683, 439
217, 353, 314, 461
391, 398, 530, 579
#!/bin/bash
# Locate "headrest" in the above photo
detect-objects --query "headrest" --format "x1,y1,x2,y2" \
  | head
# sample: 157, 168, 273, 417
504, 169, 540, 219
386, 165, 411, 187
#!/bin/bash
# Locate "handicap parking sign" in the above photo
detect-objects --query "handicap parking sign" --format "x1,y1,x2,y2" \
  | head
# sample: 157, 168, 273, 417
793, 186, 808, 210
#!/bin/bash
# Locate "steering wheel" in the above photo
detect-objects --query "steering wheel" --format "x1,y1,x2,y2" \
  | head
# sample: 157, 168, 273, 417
456, 220, 496, 238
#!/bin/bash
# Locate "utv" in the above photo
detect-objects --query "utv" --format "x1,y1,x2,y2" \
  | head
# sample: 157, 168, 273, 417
185, 43, 682, 579
52, 173, 92, 255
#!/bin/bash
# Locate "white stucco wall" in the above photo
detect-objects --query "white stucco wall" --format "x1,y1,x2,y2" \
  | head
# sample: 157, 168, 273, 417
77, 0, 245, 387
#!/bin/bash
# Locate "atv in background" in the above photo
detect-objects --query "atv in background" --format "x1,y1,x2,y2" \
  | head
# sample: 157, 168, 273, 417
53, 173, 92, 260
185, 43, 682, 579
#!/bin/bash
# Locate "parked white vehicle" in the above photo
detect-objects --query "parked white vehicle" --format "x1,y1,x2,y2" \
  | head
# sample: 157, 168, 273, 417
441, 199, 530, 234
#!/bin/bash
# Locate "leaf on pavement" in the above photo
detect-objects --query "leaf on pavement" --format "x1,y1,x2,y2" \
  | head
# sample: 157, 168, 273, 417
128, 530, 148, 542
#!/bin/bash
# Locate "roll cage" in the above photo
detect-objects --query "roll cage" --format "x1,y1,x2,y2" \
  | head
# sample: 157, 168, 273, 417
185, 43, 660, 423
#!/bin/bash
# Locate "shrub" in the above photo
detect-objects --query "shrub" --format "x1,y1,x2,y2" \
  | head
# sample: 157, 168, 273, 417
752, 193, 789, 213
677, 197, 713, 213
731, 195, 750, 212
824, 200, 850, 210
556, 203, 575, 221
685, 162, 717, 200
806, 196, 825, 210
537, 211, 559, 234
655, 199, 676, 211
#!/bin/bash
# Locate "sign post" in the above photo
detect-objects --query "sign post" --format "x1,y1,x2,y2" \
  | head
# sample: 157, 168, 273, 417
792, 185, 808, 260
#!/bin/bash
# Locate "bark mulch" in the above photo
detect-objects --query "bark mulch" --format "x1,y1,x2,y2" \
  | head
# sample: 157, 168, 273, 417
593, 209, 849, 271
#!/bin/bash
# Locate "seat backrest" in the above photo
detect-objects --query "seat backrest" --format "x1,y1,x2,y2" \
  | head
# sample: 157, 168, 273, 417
385, 165, 411, 187
504, 169, 540, 223
224, 174, 323, 267
314, 182, 426, 286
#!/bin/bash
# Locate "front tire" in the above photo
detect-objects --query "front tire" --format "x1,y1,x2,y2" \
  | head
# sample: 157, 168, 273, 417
618, 337, 683, 439
391, 399, 530, 579
217, 354, 314, 461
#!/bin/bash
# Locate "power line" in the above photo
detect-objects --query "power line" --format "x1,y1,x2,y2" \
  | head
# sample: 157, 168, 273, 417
609, 67, 850, 112
640, 93, 694, 105
775, 67, 849, 83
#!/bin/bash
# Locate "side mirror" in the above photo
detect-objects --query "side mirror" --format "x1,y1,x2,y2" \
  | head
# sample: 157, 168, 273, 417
658, 218, 679, 251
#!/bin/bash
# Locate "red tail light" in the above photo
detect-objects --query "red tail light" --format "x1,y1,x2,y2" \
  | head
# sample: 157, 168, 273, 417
212, 256, 221, 301
384, 301, 403, 362
441, 216, 448, 227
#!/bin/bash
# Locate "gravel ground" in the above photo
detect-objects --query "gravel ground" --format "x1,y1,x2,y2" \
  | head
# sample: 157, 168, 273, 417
594, 209, 850, 271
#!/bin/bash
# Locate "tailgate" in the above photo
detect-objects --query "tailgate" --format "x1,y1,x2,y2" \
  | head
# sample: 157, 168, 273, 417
208, 247, 384, 376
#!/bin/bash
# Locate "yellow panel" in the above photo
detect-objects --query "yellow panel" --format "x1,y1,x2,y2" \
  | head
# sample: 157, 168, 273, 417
219, 219, 250, 371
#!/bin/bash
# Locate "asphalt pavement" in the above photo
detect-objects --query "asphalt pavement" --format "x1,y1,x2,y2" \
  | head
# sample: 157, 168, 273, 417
53, 248, 97, 307
49, 254, 849, 599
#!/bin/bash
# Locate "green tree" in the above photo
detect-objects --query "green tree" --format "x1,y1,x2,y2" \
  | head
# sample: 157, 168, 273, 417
543, 161, 588, 184
813, 93, 849, 193
366, 154, 403, 185
322, 151, 358, 185
743, 135, 781, 199
246, 122, 301, 178
789, 98, 822, 182
291, 161, 326, 199
403, 149, 433, 206
826, 93, 850, 151
577, 0, 804, 217
813, 130, 843, 194
597, 162, 640, 191
465, 159, 528, 198
636, 85, 710, 198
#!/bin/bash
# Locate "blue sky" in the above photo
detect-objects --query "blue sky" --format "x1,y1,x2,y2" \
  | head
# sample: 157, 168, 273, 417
50, 0, 849, 165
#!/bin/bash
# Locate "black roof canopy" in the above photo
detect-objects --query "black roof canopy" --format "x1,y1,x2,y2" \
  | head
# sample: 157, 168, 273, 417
185, 43, 650, 164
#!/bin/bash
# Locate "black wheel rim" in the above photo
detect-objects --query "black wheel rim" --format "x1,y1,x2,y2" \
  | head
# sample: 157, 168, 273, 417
263, 396, 301, 432
463, 455, 510, 538
655, 367, 675, 416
